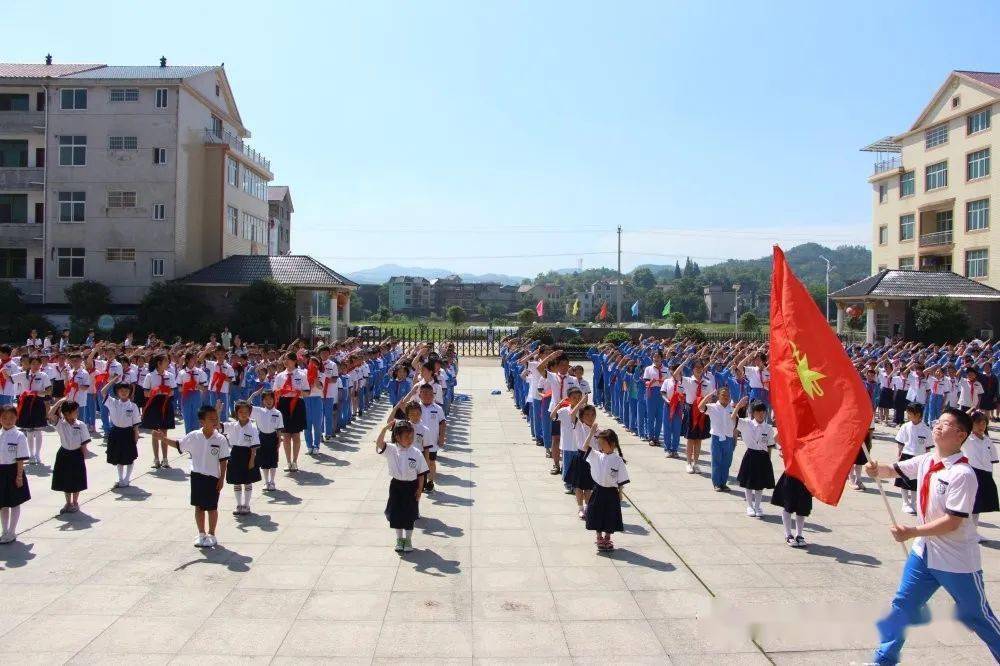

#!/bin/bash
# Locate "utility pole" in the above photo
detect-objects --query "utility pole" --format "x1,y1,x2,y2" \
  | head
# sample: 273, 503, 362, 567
819, 255, 832, 322
616, 226, 623, 324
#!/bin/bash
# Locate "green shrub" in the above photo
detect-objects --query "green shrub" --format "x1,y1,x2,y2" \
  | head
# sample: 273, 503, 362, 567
738, 312, 761, 332
676, 325, 707, 343
524, 325, 554, 344
913, 297, 970, 344
603, 331, 630, 345
666, 312, 688, 326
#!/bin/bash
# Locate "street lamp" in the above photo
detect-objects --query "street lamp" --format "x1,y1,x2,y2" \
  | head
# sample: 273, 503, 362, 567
733, 283, 741, 325
819, 256, 833, 322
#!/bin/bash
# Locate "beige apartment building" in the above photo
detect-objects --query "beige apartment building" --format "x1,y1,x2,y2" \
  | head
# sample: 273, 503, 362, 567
0, 57, 273, 305
866, 70, 999, 287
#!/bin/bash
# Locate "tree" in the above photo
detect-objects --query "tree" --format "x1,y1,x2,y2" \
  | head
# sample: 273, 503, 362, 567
64, 280, 111, 331
603, 331, 630, 345
673, 262, 682, 280
232, 280, 296, 343
524, 325, 554, 344
676, 325, 707, 343
913, 297, 970, 343
632, 267, 656, 291
138, 282, 212, 341
663, 277, 708, 322
738, 312, 761, 332
0, 281, 52, 342
807, 283, 827, 317
667, 311, 688, 325
446, 305, 467, 326
517, 308, 537, 327
682, 257, 700, 278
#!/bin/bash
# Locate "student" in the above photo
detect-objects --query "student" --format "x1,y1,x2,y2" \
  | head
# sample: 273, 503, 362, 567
220, 400, 261, 515
660, 364, 684, 458
642, 351, 667, 446
572, 365, 591, 399
865, 408, 1000, 664
569, 405, 599, 519
963, 411, 999, 542
585, 429, 630, 552
376, 419, 428, 553
47, 398, 89, 513
303, 355, 324, 454
319, 346, 339, 443
674, 358, 715, 474
925, 366, 949, 425
0, 344, 16, 407
100, 382, 142, 488
162, 405, 231, 548
177, 353, 207, 433
555, 387, 586, 494
700, 386, 736, 492
734, 398, 776, 518
249, 389, 283, 492
957, 368, 984, 412
416, 383, 446, 492
273, 352, 309, 472
848, 421, 874, 491
205, 347, 236, 419
387, 365, 412, 409
895, 403, 932, 515
0, 404, 30, 543
771, 438, 813, 547
141, 354, 176, 469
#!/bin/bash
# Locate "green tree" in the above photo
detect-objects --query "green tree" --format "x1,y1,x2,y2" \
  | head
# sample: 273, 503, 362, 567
0, 281, 53, 342
807, 283, 827, 317
676, 324, 707, 343
232, 280, 296, 343
632, 267, 656, 291
446, 305, 467, 326
738, 312, 761, 332
138, 282, 213, 341
64, 280, 111, 332
603, 330, 630, 345
517, 308, 537, 327
663, 277, 708, 322
374, 306, 392, 322
673, 262, 682, 279
913, 297, 970, 343
667, 311, 688, 325
524, 325, 554, 344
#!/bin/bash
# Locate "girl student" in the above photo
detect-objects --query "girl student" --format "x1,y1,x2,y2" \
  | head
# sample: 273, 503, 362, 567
894, 402, 932, 515
847, 419, 874, 491
673, 356, 715, 475
963, 410, 999, 541
177, 351, 208, 433
642, 350, 667, 447
770, 435, 813, 548
569, 404, 599, 520
733, 397, 776, 518
273, 351, 309, 472
660, 362, 684, 459
0, 404, 29, 543
219, 399, 261, 516
141, 353, 177, 469
876, 360, 894, 424
387, 364, 412, 410
7, 355, 52, 465
584, 428, 630, 552
99, 382, 142, 488
376, 419, 429, 553
554, 386, 586, 494
248, 386, 283, 492
47, 397, 89, 513
699, 386, 736, 492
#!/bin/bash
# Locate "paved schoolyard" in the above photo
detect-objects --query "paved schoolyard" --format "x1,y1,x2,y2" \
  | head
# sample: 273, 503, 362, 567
0, 357, 997, 664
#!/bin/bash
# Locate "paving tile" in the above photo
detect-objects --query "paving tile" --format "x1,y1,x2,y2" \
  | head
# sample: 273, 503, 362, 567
179, 617, 294, 655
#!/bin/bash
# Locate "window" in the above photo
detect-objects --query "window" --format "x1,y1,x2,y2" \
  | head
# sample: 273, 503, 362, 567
242, 211, 266, 242
967, 148, 990, 180
966, 248, 989, 278
107, 191, 137, 208
925, 161, 948, 190
108, 136, 138, 151
109, 88, 139, 103
877, 264, 888, 271
60, 89, 86, 110
878, 225, 888, 245
56, 248, 85, 278
241, 167, 268, 201
0, 94, 29, 111
952, 96, 960, 109
105, 248, 136, 262
878, 183, 887, 203
58, 191, 85, 222
0, 140, 28, 167
967, 199, 990, 231
899, 213, 915, 241
226, 157, 239, 186
211, 115, 223, 137
925, 123, 948, 148
899, 171, 915, 197
151, 258, 164, 277
155, 88, 168, 108
898, 256, 915, 270
58, 135, 86, 166
0, 194, 28, 224
152, 203, 165, 221
968, 108, 991, 134
227, 205, 239, 235
0, 249, 26, 278
153, 147, 167, 164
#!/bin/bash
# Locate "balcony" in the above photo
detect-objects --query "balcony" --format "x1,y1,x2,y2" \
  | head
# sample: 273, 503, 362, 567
0, 167, 43, 190
0, 111, 45, 135
873, 156, 903, 175
918, 230, 953, 248
203, 128, 271, 173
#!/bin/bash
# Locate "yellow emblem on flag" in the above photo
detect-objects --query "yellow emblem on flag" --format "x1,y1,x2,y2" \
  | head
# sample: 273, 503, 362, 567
789, 341, 826, 399
572, 299, 580, 316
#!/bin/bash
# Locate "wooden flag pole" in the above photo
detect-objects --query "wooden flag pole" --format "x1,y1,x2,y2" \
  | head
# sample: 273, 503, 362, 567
859, 442, 910, 557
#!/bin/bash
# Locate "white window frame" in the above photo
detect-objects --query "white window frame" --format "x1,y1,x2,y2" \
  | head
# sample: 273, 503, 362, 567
56, 247, 85, 278
925, 161, 948, 190
967, 198, 990, 232
878, 183, 887, 204
151, 258, 164, 277
966, 248, 989, 278
107, 191, 137, 208
58, 191, 86, 223
105, 248, 136, 262
108, 136, 138, 151
967, 148, 990, 181
899, 170, 915, 197
878, 225, 888, 245
967, 108, 991, 135
227, 205, 239, 235
226, 156, 239, 186
153, 147, 167, 165
898, 256, 915, 270
152, 203, 165, 221
155, 88, 168, 109
925, 123, 948, 148
58, 135, 86, 166
60, 89, 87, 110
899, 214, 915, 241
109, 88, 139, 103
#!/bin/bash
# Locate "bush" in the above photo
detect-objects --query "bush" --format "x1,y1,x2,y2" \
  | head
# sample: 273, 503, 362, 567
676, 325, 707, 343
517, 308, 537, 327
603, 331, 630, 345
446, 305, 467, 326
913, 297, 970, 344
524, 325, 554, 344
666, 312, 688, 326
138, 282, 213, 341
233, 280, 296, 344
738, 312, 761, 332
65, 280, 111, 332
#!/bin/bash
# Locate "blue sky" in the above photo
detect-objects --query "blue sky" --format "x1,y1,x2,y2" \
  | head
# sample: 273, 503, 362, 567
8, 1, 1000, 277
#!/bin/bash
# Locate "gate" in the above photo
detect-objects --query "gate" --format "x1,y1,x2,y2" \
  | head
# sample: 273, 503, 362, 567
356, 327, 502, 357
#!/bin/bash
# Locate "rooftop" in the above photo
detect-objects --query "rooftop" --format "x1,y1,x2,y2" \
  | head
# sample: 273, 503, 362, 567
830, 270, 1000, 301
0, 63, 104, 78
956, 70, 1000, 91
177, 255, 357, 289
61, 65, 217, 80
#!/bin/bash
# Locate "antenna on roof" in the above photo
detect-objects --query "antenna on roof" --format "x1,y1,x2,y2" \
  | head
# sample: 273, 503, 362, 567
45, 54, 52, 66
160, 56, 167, 67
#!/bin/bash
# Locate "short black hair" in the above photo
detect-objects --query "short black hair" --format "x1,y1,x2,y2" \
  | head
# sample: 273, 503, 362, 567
197, 404, 218, 421
60, 400, 80, 415
941, 407, 973, 436
750, 400, 767, 414
905, 402, 924, 417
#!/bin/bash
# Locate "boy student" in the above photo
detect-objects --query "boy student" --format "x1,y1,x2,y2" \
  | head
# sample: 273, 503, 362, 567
541, 351, 580, 475
895, 403, 933, 515
162, 404, 230, 548
699, 386, 736, 492
416, 383, 446, 492
866, 408, 1000, 664
318, 345, 339, 442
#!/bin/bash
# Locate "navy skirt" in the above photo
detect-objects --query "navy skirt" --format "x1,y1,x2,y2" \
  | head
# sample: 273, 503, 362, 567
736, 449, 775, 490
569, 450, 594, 491
277, 396, 306, 434
386, 477, 420, 530
973, 467, 999, 514
106, 426, 138, 465
140, 394, 176, 431
256, 431, 280, 470
585, 484, 624, 533
0, 463, 30, 507
894, 453, 917, 491
770, 473, 812, 516
226, 446, 261, 485
52, 447, 87, 493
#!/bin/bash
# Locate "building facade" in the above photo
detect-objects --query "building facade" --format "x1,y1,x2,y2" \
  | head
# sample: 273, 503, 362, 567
386, 275, 432, 312
867, 70, 999, 288
0, 57, 273, 305
703, 285, 736, 323
267, 185, 292, 255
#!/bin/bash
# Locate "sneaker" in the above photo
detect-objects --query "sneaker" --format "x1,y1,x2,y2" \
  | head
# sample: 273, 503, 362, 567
112, 481, 122, 489
754, 507, 764, 519
669, 451, 679, 459
242, 506, 252, 515
194, 535, 208, 548
713, 486, 724, 492
550, 466, 561, 475
161, 461, 171, 469
232, 506, 242, 516
902, 504, 916, 515
564, 487, 574, 494
120, 481, 130, 488
785, 535, 796, 547
794, 535, 807, 548
746, 506, 757, 517
425, 481, 435, 492
59, 503, 72, 514
0, 531, 14, 544
269, 482, 277, 491
284, 464, 292, 472
152, 461, 161, 469
720, 484, 730, 492
853, 481, 865, 491
394, 538, 405, 552
685, 463, 695, 474
402, 538, 414, 553
578, 508, 586, 519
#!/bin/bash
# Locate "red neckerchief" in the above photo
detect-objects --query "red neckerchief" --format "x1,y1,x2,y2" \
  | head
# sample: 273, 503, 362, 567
689, 376, 706, 430
210, 363, 227, 393
143, 374, 173, 417
66, 376, 79, 401
307, 362, 319, 391
279, 372, 300, 413
16, 373, 38, 420
668, 384, 683, 418
181, 369, 200, 399
920, 456, 968, 517
322, 362, 333, 397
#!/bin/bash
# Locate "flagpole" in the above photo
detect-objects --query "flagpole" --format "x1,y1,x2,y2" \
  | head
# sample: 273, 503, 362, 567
858, 442, 910, 557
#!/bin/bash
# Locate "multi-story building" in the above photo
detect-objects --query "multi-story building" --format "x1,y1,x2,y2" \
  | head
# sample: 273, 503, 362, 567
0, 57, 273, 305
703, 285, 736, 323
589, 279, 625, 308
386, 275, 432, 312
565, 290, 596, 319
431, 275, 477, 312
267, 185, 292, 255
866, 70, 999, 287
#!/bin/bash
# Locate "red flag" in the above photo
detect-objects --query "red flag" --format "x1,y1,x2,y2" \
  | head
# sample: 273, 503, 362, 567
598, 302, 608, 320
769, 246, 872, 506
536, 299, 544, 317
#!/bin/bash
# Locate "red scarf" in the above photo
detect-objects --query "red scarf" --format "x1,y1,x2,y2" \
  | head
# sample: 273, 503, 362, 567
920, 457, 967, 517
210, 364, 227, 393
668, 387, 683, 418
689, 377, 706, 430
645, 367, 663, 393
278, 372, 300, 414
143, 377, 173, 418
65, 378, 79, 402
16, 373, 38, 420
307, 361, 319, 391
181, 370, 200, 399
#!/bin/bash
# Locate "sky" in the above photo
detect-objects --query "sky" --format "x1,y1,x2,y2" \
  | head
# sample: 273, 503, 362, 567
7, 1, 1000, 278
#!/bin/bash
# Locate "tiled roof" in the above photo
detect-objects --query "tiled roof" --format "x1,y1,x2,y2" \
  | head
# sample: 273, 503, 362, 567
177, 255, 357, 288
0, 63, 104, 78
956, 70, 1000, 90
267, 186, 289, 201
61, 65, 217, 79
830, 270, 1000, 300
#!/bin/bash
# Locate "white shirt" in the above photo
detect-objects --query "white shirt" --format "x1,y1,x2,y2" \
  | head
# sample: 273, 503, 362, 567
705, 401, 736, 438
906, 372, 927, 403
273, 369, 310, 395
178, 429, 231, 478
586, 449, 630, 488
891, 374, 905, 391
178, 367, 208, 391
66, 368, 92, 406
142, 369, 176, 391
11, 371, 51, 395
205, 360, 235, 394
736, 417, 774, 451
545, 373, 579, 406
525, 361, 541, 403
251, 406, 283, 435
418, 402, 446, 451
642, 364, 667, 388
55, 418, 91, 451
895, 452, 980, 573
322, 359, 340, 400
220, 419, 260, 448
957, 379, 984, 408
896, 421, 933, 456
682, 375, 716, 405
1, 359, 19, 397
962, 432, 999, 472
577, 378, 591, 396
0, 426, 29, 464
104, 396, 142, 428
927, 376, 951, 396
744, 366, 770, 390
379, 441, 429, 481
575, 422, 598, 451
556, 406, 579, 452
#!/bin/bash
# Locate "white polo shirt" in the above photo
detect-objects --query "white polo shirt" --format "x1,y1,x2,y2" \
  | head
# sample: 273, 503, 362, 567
220, 419, 260, 449
322, 359, 340, 400
273, 369, 310, 395
962, 433, 999, 472
586, 449, 630, 488
104, 397, 142, 428
642, 364, 667, 389
379, 441, 429, 481
55, 419, 91, 451
736, 417, 774, 451
251, 406, 283, 435
896, 421, 933, 456
705, 402, 736, 438
545, 372, 579, 406
556, 406, 579, 452
0, 426, 29, 463
682, 375, 716, 405
744, 366, 770, 390
957, 379, 984, 408
178, 429, 231, 478
409, 421, 430, 451
418, 401, 446, 451
575, 422, 598, 451
894, 451, 980, 573
66, 368, 92, 407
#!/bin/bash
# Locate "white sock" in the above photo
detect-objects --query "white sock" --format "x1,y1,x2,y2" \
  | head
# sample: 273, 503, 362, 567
7, 506, 20, 534
404, 529, 412, 540
234, 486, 242, 505
117, 465, 125, 482
395, 529, 404, 539
123, 465, 133, 483
795, 515, 806, 537
781, 510, 793, 536
902, 489, 913, 506
1, 507, 8, 533
754, 490, 763, 508
244, 485, 252, 507
744, 489, 754, 507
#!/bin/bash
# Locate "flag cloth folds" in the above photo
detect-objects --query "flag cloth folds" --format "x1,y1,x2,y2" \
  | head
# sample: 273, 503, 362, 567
536, 299, 544, 318
572, 299, 580, 316
598, 302, 608, 320
662, 300, 671, 316
630, 300, 640, 317
769, 245, 872, 506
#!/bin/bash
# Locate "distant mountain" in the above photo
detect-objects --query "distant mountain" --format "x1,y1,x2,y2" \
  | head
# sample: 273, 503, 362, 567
345, 263, 527, 285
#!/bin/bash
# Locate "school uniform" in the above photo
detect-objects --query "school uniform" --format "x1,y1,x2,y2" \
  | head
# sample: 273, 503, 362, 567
963, 432, 999, 514
705, 401, 736, 488
0, 358, 19, 406
98, 359, 123, 436
557, 406, 580, 487
877, 370, 894, 410
660, 377, 684, 453
140, 370, 176, 430
418, 402, 446, 460
892, 374, 908, 425
303, 365, 324, 451
64, 368, 92, 410
12, 371, 51, 430
380, 442, 429, 530
681, 374, 715, 440
221, 419, 262, 485
48, 363, 66, 399
641, 364, 666, 441
735, 417, 776, 490
925, 376, 950, 424
179, 429, 231, 511
205, 360, 236, 418
875, 452, 1000, 664
584, 449, 629, 533
0, 427, 30, 507
104, 396, 141, 465
771, 445, 814, 517
894, 421, 932, 492
273, 369, 309, 434
744, 365, 771, 410
322, 359, 339, 439
51, 418, 90, 493
252, 405, 284, 470
177, 366, 207, 433
545, 372, 579, 439
957, 378, 984, 411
